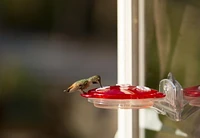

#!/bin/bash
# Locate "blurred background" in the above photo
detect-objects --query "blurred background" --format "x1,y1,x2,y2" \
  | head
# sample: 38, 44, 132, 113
0, 0, 117, 138
1, 0, 200, 138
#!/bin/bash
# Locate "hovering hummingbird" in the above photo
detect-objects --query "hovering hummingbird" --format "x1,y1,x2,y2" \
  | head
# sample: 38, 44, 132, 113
64, 75, 102, 93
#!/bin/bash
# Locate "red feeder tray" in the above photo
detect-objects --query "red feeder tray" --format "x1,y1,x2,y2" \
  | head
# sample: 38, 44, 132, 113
81, 84, 165, 109
184, 85, 200, 97
184, 85, 200, 107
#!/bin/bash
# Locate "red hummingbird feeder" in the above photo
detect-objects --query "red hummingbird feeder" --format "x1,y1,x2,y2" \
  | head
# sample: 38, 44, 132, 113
184, 85, 200, 107
78, 73, 200, 121
81, 84, 165, 109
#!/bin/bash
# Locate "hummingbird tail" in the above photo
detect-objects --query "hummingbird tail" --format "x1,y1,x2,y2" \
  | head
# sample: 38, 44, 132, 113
63, 86, 71, 93
66, 85, 73, 93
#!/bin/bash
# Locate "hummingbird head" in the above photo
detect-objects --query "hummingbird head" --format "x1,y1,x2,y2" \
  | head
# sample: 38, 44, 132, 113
88, 75, 102, 87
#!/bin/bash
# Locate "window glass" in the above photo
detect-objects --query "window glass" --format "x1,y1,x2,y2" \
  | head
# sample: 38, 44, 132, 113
145, 0, 200, 137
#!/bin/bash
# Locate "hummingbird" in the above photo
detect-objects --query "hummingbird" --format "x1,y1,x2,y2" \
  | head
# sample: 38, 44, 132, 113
64, 75, 102, 94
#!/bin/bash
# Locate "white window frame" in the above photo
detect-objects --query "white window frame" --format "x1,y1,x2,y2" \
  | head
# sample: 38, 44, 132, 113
116, 0, 145, 138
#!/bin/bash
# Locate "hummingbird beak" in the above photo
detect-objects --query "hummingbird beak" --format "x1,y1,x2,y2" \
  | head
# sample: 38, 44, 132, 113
99, 80, 102, 88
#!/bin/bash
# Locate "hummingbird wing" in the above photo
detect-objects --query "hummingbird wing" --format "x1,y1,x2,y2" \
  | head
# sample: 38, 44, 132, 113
80, 80, 89, 90
65, 79, 88, 93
